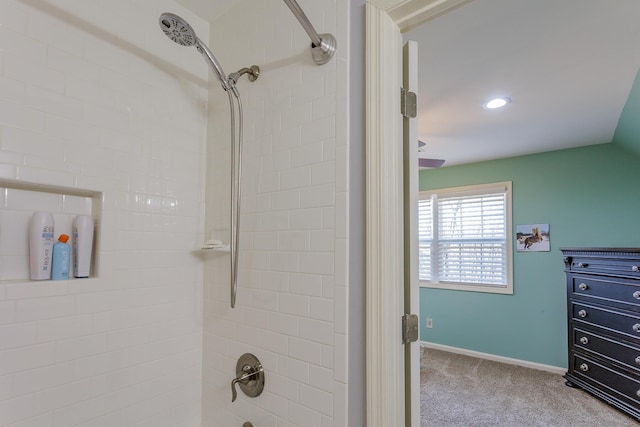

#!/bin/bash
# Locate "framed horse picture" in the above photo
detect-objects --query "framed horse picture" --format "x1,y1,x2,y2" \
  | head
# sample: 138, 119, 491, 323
516, 224, 550, 252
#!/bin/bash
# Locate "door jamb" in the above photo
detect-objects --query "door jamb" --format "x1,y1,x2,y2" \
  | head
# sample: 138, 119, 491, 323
364, 1, 474, 425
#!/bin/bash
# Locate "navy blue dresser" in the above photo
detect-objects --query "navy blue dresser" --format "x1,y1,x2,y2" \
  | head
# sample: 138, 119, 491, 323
562, 248, 640, 420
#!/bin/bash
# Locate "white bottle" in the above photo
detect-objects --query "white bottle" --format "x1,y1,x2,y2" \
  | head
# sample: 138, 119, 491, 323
29, 212, 55, 280
73, 215, 94, 278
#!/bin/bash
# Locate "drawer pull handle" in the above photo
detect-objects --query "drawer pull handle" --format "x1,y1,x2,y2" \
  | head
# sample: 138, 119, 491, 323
633, 266, 640, 273
580, 363, 589, 372
633, 291, 640, 300
634, 324, 640, 333
578, 310, 587, 318
635, 356, 640, 366
580, 337, 589, 345
578, 263, 588, 268
578, 283, 588, 291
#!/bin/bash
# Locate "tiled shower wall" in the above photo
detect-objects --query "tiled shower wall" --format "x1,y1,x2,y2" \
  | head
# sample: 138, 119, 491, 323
0, 1, 208, 425
201, 0, 350, 426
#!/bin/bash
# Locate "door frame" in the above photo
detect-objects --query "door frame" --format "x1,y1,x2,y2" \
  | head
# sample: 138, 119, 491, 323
365, 1, 474, 425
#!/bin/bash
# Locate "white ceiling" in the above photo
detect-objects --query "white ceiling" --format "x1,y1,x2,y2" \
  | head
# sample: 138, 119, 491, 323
404, 0, 640, 166
172, 0, 640, 167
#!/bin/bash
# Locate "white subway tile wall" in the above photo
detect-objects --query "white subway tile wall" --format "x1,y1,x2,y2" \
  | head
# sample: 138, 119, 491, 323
0, 0, 352, 425
0, 0, 208, 426
202, 0, 350, 426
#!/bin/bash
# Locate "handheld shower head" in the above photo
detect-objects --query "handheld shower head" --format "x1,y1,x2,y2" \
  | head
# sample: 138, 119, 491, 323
159, 13, 196, 46
159, 13, 260, 309
159, 13, 230, 90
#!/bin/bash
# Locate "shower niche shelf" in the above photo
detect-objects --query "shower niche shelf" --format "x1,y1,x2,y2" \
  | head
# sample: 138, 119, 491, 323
0, 179, 102, 283
195, 245, 230, 253
194, 237, 229, 253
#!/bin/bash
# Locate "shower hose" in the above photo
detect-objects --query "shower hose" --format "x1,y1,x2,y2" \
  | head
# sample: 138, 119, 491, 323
228, 89, 243, 309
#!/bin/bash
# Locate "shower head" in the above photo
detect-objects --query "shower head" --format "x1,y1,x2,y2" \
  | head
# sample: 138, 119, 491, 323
159, 13, 230, 90
159, 12, 196, 46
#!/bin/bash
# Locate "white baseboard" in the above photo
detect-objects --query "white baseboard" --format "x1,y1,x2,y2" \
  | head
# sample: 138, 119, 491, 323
421, 341, 567, 375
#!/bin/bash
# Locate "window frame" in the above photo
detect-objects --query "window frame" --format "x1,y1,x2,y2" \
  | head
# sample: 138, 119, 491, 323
419, 181, 513, 295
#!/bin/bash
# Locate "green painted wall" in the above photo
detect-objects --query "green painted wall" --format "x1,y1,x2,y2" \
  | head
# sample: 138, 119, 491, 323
613, 67, 640, 157
419, 143, 640, 368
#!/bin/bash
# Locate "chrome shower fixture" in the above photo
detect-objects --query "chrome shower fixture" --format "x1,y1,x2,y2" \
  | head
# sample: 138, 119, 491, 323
159, 12, 231, 91
158, 13, 260, 90
228, 66, 260, 86
159, 12, 260, 309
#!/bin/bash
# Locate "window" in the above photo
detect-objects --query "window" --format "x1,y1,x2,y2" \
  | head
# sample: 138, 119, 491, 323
419, 182, 513, 294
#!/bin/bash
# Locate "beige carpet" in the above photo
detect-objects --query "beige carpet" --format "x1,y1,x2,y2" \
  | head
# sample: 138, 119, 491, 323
420, 346, 639, 427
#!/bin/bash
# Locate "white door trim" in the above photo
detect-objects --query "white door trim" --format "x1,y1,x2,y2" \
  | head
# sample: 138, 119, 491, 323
365, 3, 404, 426
364, 1, 474, 425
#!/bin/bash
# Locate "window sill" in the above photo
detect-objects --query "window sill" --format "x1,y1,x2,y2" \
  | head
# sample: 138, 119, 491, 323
420, 280, 513, 295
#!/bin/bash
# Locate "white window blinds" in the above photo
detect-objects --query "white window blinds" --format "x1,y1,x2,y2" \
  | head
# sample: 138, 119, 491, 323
418, 197, 433, 282
419, 182, 512, 293
438, 191, 506, 285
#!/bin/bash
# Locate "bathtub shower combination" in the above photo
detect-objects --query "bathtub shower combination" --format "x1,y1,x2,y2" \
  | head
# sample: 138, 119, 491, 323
159, 0, 336, 311
158, 0, 337, 409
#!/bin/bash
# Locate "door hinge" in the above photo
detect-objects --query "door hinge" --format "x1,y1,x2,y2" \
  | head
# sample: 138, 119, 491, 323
402, 314, 419, 344
400, 87, 417, 119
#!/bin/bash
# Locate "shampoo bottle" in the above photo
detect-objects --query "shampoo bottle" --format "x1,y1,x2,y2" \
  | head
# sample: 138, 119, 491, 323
73, 215, 94, 278
29, 212, 55, 280
51, 234, 71, 280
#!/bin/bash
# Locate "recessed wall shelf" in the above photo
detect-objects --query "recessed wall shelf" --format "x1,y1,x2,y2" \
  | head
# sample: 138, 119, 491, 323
0, 178, 102, 283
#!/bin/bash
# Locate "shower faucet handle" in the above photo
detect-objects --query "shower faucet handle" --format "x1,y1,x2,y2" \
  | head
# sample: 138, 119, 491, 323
231, 353, 265, 402
231, 365, 264, 402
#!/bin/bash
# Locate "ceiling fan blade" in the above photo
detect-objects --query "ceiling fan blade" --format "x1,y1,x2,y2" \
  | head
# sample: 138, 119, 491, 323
418, 140, 445, 168
418, 158, 445, 168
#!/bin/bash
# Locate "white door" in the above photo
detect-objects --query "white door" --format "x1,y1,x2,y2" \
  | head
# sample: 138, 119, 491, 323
403, 39, 420, 427
366, 2, 470, 425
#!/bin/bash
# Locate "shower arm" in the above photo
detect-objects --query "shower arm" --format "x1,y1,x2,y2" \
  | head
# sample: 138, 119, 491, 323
228, 66, 260, 85
282, 0, 336, 65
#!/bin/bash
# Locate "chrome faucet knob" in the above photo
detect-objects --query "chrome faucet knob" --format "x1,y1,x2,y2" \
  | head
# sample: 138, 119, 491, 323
231, 353, 265, 402
231, 365, 264, 402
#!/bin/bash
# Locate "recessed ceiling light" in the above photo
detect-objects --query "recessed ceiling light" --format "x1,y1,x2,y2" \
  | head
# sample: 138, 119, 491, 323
484, 97, 511, 110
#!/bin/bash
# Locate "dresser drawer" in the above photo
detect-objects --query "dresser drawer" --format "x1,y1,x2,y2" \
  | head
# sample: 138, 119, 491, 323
572, 353, 640, 407
571, 302, 640, 340
572, 327, 640, 373
567, 255, 640, 278
570, 275, 640, 309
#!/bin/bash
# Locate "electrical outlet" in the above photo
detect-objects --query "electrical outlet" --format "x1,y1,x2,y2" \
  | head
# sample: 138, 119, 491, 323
426, 317, 433, 328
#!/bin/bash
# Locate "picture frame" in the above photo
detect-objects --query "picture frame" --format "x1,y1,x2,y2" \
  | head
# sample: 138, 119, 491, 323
516, 224, 550, 252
